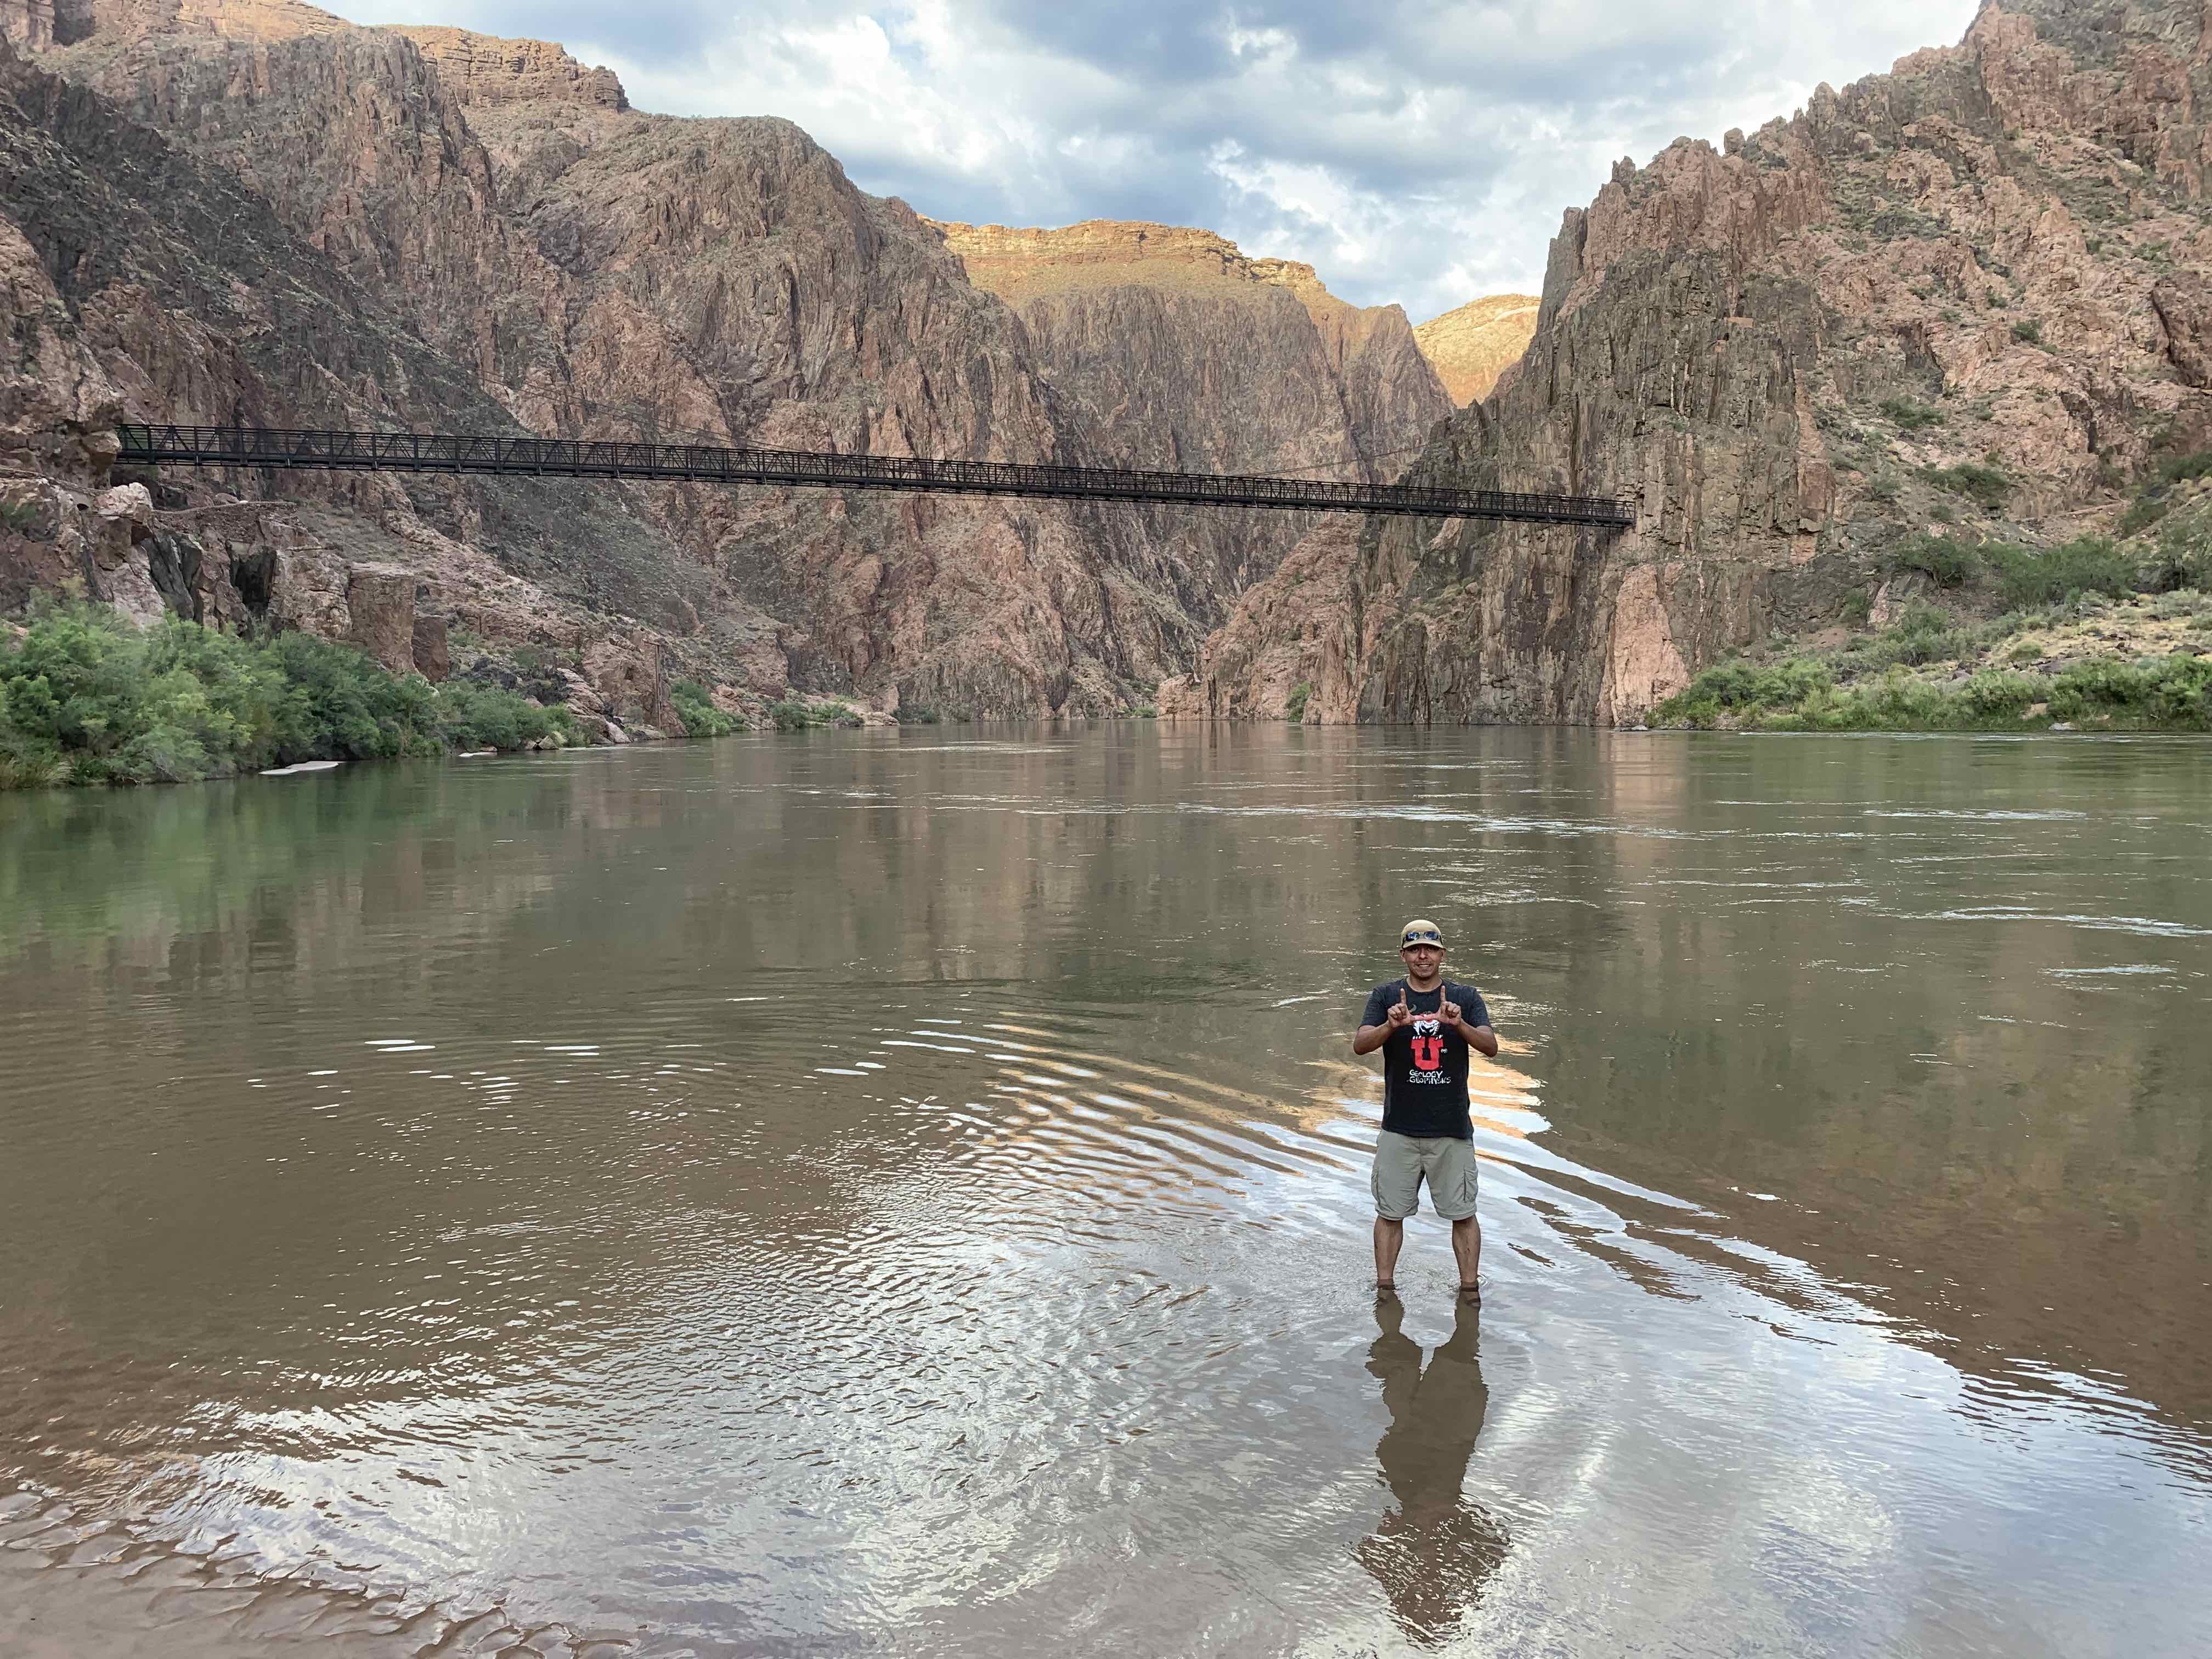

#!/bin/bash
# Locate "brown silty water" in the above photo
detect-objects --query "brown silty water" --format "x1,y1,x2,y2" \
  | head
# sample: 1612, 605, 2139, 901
1, 727, 2208, 1656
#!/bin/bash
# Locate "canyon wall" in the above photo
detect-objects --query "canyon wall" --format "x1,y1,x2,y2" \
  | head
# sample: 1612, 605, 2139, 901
3, 0, 1374, 724
928, 218, 1453, 601
1172, 0, 2212, 723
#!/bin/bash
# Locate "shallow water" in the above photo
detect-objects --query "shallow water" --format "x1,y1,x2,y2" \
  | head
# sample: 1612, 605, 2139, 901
2, 726, 2208, 1656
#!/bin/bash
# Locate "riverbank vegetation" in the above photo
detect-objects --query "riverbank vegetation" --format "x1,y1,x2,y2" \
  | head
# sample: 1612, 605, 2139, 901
669, 678, 740, 738
767, 695, 865, 731
0, 607, 577, 788
1651, 471, 2212, 732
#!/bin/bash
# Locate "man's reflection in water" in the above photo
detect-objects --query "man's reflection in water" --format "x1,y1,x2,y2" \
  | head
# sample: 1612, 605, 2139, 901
1356, 1294, 1511, 1645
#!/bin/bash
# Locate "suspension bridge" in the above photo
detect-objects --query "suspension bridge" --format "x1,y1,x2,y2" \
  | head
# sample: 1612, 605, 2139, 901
116, 424, 1637, 529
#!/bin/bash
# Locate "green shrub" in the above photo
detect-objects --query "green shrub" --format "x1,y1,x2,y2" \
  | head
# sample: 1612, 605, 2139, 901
1845, 669, 1959, 729
1654, 656, 1832, 723
767, 696, 861, 731
2142, 511, 2212, 592
2119, 494, 2175, 535
1983, 536, 2136, 608
2011, 318, 2044, 345
1889, 533, 1982, 588
2119, 453, 2212, 534
2046, 655, 2212, 727
1852, 603, 1971, 669
667, 678, 738, 738
1959, 670, 2045, 717
1879, 397, 1944, 432
436, 677, 573, 751
2156, 451, 2212, 489
1284, 681, 1313, 722
0, 606, 569, 788
1923, 462, 2012, 511
258, 630, 445, 765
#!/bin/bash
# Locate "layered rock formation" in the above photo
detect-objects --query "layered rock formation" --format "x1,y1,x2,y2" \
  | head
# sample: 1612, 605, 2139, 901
6, 0, 1414, 725
1412, 294, 1541, 405
928, 218, 1451, 597
1173, 0, 2212, 724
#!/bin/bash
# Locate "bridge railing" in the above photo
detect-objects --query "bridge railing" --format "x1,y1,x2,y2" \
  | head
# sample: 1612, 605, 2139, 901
114, 424, 1637, 528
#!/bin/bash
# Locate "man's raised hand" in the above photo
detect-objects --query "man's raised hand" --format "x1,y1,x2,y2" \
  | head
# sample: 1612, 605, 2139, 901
1386, 990, 1412, 1029
1440, 995, 1463, 1028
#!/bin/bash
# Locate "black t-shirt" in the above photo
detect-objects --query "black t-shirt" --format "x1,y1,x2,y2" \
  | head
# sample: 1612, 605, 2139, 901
1361, 979, 1492, 1140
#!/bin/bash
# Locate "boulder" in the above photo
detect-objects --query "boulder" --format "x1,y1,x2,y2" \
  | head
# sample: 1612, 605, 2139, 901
94, 482, 153, 540
410, 610, 450, 681
345, 565, 416, 674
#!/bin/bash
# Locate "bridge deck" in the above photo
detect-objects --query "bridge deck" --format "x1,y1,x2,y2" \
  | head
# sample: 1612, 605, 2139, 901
115, 424, 1635, 529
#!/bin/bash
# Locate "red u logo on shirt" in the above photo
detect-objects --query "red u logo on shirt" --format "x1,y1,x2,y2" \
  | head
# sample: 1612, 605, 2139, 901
1410, 1034, 1444, 1070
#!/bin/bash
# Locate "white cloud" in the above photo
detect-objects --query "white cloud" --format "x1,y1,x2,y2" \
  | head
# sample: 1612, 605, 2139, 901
330, 0, 1983, 319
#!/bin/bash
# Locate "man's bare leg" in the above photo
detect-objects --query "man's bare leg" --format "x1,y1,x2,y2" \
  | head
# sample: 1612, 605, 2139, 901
1452, 1216, 1482, 1291
1373, 1217, 1404, 1289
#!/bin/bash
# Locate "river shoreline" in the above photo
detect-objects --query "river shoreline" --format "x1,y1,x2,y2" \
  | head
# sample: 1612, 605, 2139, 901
1645, 588, 2212, 733
10, 591, 2212, 798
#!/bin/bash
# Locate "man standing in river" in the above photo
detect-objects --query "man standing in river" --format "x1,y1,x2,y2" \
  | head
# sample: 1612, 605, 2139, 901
1353, 920, 1499, 1297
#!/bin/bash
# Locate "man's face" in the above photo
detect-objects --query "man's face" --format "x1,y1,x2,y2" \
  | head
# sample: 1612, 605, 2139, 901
1400, 943, 1443, 977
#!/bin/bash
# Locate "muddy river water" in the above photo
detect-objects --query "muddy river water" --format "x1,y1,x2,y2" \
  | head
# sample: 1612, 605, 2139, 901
2, 727, 2208, 1656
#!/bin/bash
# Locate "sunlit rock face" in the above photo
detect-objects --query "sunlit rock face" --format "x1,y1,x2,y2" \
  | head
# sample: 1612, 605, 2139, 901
1413, 294, 1541, 407
1177, 0, 2212, 724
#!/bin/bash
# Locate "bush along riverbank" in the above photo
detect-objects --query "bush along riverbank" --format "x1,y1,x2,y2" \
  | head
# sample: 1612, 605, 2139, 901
0, 607, 582, 788
1651, 477, 2212, 732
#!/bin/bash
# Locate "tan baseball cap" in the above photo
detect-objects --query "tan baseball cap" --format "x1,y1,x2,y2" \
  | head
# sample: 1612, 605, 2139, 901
1398, 919, 1444, 948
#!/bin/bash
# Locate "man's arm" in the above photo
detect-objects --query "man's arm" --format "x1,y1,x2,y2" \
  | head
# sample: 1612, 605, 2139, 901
1352, 986, 1409, 1054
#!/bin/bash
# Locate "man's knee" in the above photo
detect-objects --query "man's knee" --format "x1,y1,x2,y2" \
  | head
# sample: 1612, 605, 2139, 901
1372, 1131, 1425, 1219
1429, 1142, 1480, 1222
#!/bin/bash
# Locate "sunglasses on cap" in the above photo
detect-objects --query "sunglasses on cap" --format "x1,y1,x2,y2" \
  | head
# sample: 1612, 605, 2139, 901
1400, 929, 1443, 949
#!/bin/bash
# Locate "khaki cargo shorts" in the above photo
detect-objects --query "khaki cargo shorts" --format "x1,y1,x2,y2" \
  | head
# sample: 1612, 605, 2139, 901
1372, 1129, 1480, 1221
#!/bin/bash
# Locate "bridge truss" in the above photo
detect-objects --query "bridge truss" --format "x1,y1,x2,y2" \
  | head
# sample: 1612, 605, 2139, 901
116, 424, 1636, 529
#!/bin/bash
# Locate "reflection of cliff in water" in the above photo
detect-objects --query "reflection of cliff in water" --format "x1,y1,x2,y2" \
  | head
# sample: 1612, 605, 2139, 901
1358, 1296, 1510, 1645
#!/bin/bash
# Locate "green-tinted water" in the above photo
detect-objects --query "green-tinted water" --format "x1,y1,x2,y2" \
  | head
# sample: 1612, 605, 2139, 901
2, 728, 2207, 1655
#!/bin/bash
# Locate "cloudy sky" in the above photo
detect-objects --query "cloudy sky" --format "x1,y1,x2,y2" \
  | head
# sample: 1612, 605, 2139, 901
337, 1, 1982, 320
